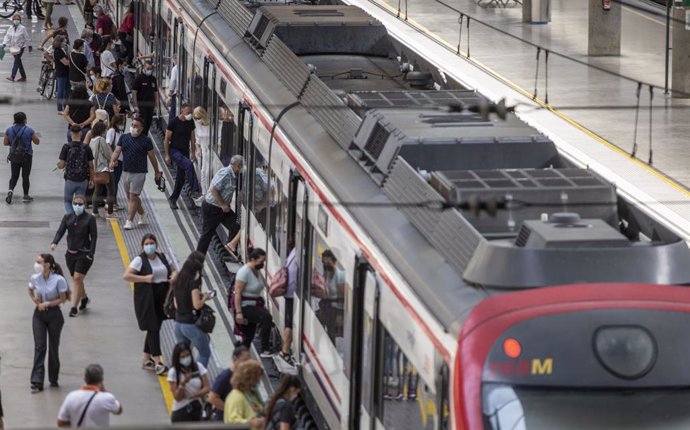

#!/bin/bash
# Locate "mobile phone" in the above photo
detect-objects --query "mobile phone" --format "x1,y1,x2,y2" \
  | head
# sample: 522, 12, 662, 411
208, 290, 217, 299
190, 371, 200, 378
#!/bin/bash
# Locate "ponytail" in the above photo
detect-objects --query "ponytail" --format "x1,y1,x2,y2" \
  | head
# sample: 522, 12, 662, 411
40, 253, 65, 277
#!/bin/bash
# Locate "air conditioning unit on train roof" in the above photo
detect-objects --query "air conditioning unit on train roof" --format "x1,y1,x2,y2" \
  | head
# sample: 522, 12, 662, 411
349, 108, 561, 183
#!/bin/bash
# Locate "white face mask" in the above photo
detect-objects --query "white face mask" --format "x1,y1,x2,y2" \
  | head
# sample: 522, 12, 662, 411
184, 114, 192, 121
143, 69, 153, 76
34, 262, 44, 273
130, 126, 140, 136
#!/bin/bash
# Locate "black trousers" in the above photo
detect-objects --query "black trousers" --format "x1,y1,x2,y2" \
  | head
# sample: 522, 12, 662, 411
171, 400, 202, 422
9, 156, 32, 195
140, 106, 154, 136
196, 202, 239, 254
31, 307, 64, 387
240, 305, 272, 351
144, 329, 162, 357
93, 174, 116, 215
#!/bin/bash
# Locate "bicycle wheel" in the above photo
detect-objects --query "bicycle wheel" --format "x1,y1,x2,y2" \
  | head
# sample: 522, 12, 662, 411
44, 69, 55, 100
0, 1, 18, 19
37, 62, 48, 95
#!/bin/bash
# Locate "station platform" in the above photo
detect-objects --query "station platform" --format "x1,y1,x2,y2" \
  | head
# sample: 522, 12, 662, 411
344, 0, 690, 237
0, 5, 263, 427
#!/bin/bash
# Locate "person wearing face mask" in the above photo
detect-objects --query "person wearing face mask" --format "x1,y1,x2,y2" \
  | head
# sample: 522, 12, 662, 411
51, 194, 98, 318
58, 125, 95, 214
69, 39, 90, 90
108, 118, 163, 230
167, 343, 210, 422
264, 375, 302, 430
3, 15, 32, 82
131, 62, 159, 136
233, 248, 274, 356
106, 114, 125, 204
172, 252, 214, 367
164, 103, 201, 210
99, 37, 116, 79
122, 234, 176, 375
196, 154, 244, 254
28, 254, 68, 393
81, 29, 96, 68
110, 58, 129, 113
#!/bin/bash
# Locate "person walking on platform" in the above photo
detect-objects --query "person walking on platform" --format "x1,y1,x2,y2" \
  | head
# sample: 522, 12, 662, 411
58, 125, 95, 213
167, 343, 210, 422
207, 345, 250, 421
28, 254, 68, 393
110, 58, 129, 114
42, 0, 58, 31
264, 375, 302, 430
109, 118, 163, 230
57, 364, 122, 427
106, 114, 125, 203
172, 252, 213, 367
234, 248, 274, 357
165, 103, 201, 209
223, 360, 265, 428
3, 15, 32, 82
195, 155, 244, 254
51, 194, 98, 318
4, 112, 40, 204
52, 36, 71, 113
89, 121, 116, 219
122, 233, 175, 376
131, 62, 159, 136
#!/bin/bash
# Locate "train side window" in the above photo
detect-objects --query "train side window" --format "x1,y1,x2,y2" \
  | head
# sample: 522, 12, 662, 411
218, 102, 236, 166
309, 237, 349, 355
268, 172, 285, 253
381, 330, 436, 430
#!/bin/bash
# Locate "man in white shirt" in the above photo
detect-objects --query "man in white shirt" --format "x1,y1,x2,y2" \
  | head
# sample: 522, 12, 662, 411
2, 15, 32, 82
57, 364, 122, 428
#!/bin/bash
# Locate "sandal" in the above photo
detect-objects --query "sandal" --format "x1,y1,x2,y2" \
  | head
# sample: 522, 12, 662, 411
224, 244, 239, 259
278, 351, 295, 367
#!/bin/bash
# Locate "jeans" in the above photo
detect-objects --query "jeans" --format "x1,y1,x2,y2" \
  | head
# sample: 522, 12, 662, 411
196, 201, 239, 254
56, 76, 69, 112
170, 148, 200, 201
174, 322, 211, 368
63, 179, 88, 213
31, 307, 64, 388
9, 155, 32, 195
11, 49, 25, 80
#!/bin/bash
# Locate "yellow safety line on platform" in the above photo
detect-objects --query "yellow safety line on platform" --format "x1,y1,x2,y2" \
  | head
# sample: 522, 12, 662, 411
373, 0, 690, 199
109, 219, 174, 416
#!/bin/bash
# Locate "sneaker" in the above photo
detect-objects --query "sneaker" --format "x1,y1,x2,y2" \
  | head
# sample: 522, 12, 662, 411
79, 296, 89, 311
277, 351, 296, 367
30, 384, 43, 393
6, 77, 14, 82
260, 350, 274, 358
22, 195, 33, 203
49, 381, 59, 388
190, 191, 202, 200
168, 198, 178, 210
5, 190, 12, 204
155, 363, 168, 375
138, 213, 148, 225
142, 359, 155, 371
69, 307, 78, 317
124, 220, 134, 230
15, 77, 26, 82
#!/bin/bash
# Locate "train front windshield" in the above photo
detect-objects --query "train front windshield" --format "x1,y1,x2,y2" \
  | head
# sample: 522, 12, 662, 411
483, 384, 690, 430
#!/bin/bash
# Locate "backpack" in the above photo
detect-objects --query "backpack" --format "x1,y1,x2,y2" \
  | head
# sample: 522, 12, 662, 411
7, 126, 29, 164
65, 143, 89, 181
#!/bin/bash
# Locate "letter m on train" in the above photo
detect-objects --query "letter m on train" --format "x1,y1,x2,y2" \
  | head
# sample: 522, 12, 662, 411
531, 358, 553, 375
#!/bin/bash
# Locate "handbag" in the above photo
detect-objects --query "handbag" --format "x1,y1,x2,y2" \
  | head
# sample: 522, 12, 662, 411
9, 47, 20, 55
94, 171, 110, 185
163, 285, 176, 319
269, 253, 294, 298
195, 304, 216, 333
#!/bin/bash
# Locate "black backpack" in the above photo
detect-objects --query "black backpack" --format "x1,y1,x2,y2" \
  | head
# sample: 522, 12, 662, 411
65, 143, 88, 181
7, 126, 29, 164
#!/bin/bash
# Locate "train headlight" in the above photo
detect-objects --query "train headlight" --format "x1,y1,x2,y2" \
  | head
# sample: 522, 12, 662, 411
594, 326, 657, 380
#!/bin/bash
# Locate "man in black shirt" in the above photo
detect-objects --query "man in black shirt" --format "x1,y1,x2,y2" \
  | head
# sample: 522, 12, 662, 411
52, 35, 70, 113
131, 62, 158, 136
164, 103, 200, 209
51, 194, 97, 318
110, 58, 129, 114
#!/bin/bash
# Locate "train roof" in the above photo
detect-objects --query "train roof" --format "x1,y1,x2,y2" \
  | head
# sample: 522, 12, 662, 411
189, 0, 690, 335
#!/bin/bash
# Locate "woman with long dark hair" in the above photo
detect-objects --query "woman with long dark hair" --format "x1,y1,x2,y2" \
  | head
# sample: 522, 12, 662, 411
28, 254, 68, 393
264, 375, 302, 430
123, 234, 175, 375
166, 342, 210, 422
173, 251, 213, 367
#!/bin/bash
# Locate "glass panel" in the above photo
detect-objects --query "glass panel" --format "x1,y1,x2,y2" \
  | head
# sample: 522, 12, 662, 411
218, 102, 236, 166
361, 313, 374, 412
382, 330, 436, 430
268, 173, 285, 253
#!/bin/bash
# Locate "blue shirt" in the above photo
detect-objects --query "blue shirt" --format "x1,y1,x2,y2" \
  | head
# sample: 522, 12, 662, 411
210, 368, 233, 420
5, 125, 35, 155
118, 133, 153, 173
205, 166, 237, 207
28, 272, 68, 302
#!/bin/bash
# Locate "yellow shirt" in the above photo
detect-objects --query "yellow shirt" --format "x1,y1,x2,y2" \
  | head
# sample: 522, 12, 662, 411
223, 389, 263, 428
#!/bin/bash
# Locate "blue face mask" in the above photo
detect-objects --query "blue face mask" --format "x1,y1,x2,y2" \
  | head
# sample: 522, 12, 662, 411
73, 204, 84, 215
144, 244, 157, 255
180, 356, 192, 367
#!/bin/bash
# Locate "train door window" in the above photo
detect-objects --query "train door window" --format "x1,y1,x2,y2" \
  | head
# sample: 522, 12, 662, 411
268, 173, 285, 254
309, 235, 351, 361
218, 102, 236, 166
381, 330, 436, 430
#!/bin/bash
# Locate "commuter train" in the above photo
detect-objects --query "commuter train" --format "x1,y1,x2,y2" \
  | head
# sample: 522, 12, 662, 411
111, 0, 690, 428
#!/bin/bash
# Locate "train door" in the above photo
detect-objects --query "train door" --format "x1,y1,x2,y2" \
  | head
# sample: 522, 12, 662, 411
349, 263, 380, 430
287, 173, 309, 362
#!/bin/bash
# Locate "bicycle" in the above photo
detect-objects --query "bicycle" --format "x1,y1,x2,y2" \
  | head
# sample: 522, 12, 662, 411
37, 51, 55, 100
0, 0, 25, 19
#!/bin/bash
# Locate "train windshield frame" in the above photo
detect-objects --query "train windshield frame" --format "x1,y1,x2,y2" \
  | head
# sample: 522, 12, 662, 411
482, 383, 690, 430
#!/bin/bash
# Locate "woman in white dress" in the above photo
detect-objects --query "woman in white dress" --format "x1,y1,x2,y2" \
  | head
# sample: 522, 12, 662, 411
192, 107, 211, 205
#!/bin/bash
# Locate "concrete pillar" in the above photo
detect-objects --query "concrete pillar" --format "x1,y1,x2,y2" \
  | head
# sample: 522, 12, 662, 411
523, 0, 551, 24
588, 0, 621, 56
672, 8, 690, 98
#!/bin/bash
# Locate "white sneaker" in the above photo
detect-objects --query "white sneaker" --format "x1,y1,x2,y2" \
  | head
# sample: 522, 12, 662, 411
138, 213, 148, 225
123, 220, 133, 230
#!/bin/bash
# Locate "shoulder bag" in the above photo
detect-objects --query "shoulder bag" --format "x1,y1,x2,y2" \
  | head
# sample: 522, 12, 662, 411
77, 392, 98, 427
195, 304, 216, 333
93, 138, 111, 185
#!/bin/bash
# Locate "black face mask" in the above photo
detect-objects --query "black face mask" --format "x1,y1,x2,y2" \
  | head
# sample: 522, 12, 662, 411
255, 263, 265, 270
